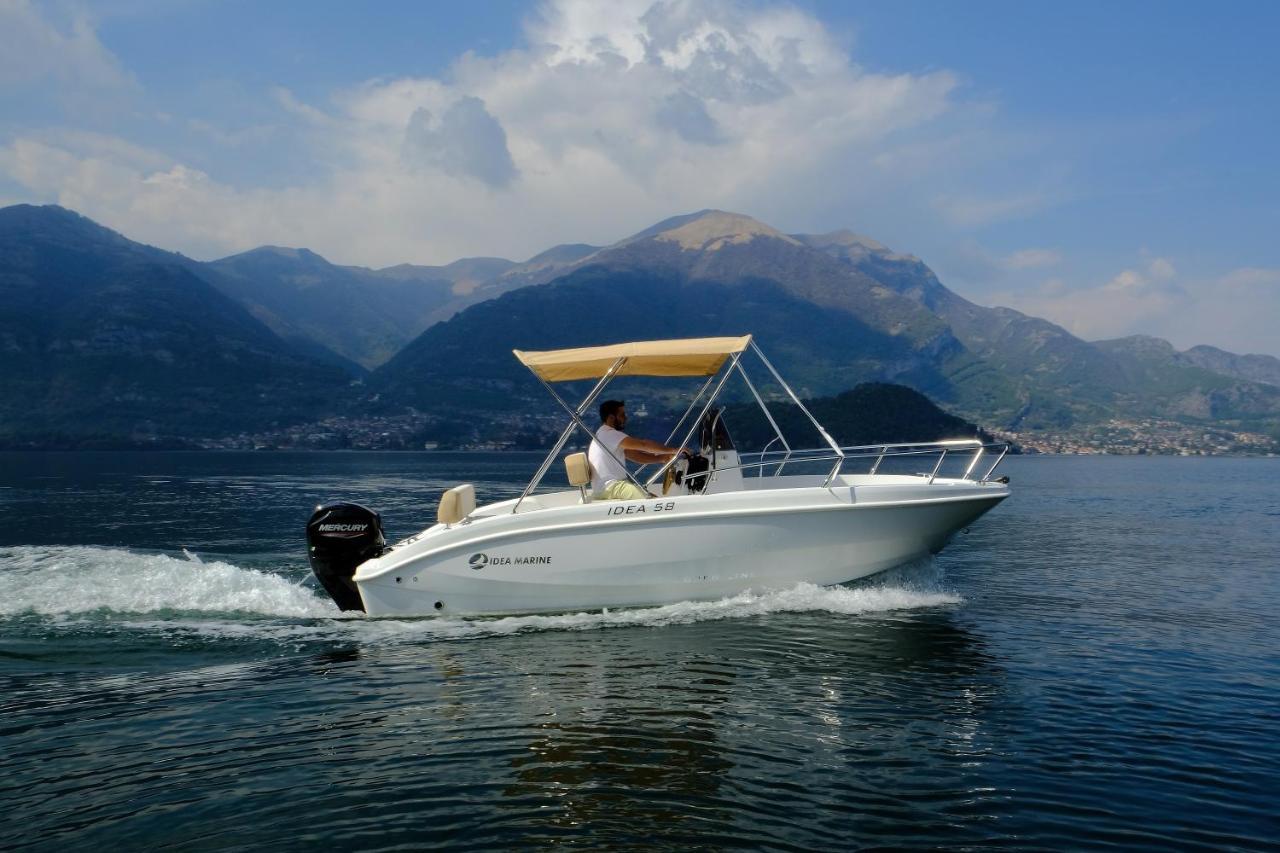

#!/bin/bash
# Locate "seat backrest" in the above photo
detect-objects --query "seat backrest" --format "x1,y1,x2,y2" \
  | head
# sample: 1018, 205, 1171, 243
438, 483, 476, 525
564, 452, 591, 488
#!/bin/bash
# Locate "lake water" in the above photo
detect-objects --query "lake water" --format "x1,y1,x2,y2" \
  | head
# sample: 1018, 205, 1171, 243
1, 452, 1277, 850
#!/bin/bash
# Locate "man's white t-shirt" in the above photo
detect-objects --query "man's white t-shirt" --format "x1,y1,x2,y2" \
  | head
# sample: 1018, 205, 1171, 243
588, 424, 628, 494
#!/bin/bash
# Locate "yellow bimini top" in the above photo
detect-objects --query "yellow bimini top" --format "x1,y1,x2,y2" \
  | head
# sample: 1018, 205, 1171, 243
513, 335, 752, 383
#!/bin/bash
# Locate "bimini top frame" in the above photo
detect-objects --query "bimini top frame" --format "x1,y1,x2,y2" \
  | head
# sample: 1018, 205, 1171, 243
510, 335, 841, 513
511, 335, 1013, 513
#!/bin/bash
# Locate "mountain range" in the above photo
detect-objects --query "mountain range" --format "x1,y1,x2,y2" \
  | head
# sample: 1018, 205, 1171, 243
1, 203, 1277, 452
0, 205, 351, 446
205, 240, 597, 370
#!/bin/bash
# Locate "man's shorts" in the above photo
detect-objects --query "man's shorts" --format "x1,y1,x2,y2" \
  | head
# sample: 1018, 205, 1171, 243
598, 479, 649, 501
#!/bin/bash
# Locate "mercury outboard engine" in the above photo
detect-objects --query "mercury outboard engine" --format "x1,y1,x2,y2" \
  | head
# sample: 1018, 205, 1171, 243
306, 502, 385, 612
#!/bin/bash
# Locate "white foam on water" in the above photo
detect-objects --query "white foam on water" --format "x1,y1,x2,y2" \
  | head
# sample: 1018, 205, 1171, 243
483, 581, 960, 634
0, 546, 959, 645
0, 545, 335, 618
127, 580, 962, 647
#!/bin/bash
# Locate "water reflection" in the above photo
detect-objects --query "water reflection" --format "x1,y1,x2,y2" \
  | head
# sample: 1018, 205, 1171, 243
4, 603, 1008, 849
502, 654, 737, 843
379, 609, 1003, 848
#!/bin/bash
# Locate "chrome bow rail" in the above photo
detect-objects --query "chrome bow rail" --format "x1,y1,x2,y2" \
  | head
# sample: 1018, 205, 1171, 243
739, 438, 1010, 485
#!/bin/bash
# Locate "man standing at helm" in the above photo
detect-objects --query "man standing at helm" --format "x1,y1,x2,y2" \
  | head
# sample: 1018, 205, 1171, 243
588, 400, 688, 500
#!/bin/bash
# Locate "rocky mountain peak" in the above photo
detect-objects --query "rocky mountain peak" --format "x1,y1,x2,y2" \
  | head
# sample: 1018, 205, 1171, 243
803, 229, 889, 252
0, 204, 144, 255
515, 243, 601, 271
1095, 334, 1179, 358
794, 229, 918, 264
235, 245, 329, 266
642, 209, 801, 252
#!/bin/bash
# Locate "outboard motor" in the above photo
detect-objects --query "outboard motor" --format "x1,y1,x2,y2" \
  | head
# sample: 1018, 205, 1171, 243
306, 502, 385, 612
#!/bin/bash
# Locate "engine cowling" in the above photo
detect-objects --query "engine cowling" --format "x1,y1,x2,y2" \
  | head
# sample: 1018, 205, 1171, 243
306, 502, 385, 612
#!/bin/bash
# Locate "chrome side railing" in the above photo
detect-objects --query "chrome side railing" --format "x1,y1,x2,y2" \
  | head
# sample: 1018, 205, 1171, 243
733, 439, 1010, 485
521, 440, 1010, 503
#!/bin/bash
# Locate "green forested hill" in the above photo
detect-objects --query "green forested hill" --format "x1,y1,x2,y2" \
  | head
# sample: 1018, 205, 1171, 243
206, 246, 457, 370
0, 205, 352, 446
722, 383, 995, 450
364, 264, 958, 417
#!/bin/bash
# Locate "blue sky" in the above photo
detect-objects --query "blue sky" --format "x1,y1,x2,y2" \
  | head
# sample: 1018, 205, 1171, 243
1, 0, 1277, 356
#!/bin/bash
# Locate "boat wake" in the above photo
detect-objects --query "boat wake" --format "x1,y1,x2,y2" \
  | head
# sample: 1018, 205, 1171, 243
0, 545, 960, 644
0, 545, 332, 619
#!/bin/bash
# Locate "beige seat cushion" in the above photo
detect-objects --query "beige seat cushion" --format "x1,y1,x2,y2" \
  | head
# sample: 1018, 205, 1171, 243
438, 483, 476, 525
564, 452, 591, 488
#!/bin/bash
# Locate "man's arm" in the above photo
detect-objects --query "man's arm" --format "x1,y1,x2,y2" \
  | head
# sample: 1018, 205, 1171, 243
619, 435, 687, 463
623, 448, 672, 464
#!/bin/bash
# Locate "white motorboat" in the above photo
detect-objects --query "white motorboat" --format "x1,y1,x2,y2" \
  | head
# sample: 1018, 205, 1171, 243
306, 336, 1010, 616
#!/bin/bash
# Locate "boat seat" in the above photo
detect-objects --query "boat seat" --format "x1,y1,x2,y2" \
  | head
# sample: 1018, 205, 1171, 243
564, 452, 591, 503
438, 483, 476, 526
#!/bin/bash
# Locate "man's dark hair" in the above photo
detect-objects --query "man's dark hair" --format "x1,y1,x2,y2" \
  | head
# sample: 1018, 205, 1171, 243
599, 399, 625, 423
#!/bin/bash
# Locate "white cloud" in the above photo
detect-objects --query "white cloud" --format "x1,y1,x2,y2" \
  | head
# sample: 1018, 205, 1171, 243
931, 190, 1052, 228
929, 241, 1063, 287
532, 0, 655, 66
988, 256, 1280, 356
10, 129, 171, 173
1146, 256, 1176, 281
1160, 267, 1280, 357
185, 118, 280, 149
1217, 267, 1280, 290
1, 0, 968, 264
0, 0, 134, 94
1101, 257, 1180, 297
270, 86, 336, 127
993, 256, 1185, 342
401, 97, 517, 187
1004, 248, 1061, 270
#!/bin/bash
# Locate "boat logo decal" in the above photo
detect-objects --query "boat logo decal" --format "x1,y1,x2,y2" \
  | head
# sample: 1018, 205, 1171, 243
469, 552, 552, 568
607, 501, 676, 516
316, 522, 369, 538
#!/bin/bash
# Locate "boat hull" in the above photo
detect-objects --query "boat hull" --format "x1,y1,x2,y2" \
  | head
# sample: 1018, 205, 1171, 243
352, 481, 1007, 616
